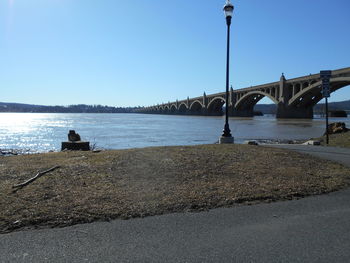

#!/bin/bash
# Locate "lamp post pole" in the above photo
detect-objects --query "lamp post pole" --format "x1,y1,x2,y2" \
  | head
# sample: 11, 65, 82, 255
320, 70, 332, 145
220, 0, 234, 144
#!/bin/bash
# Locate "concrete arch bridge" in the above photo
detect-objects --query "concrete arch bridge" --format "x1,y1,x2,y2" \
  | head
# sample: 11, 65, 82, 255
138, 67, 350, 118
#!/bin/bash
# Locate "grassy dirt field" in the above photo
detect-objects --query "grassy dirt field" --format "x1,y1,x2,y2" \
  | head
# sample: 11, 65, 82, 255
318, 131, 350, 148
1, 144, 350, 234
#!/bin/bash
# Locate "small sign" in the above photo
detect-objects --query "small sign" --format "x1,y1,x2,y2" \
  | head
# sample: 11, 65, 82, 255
322, 81, 330, 87
322, 88, 330, 98
320, 70, 331, 98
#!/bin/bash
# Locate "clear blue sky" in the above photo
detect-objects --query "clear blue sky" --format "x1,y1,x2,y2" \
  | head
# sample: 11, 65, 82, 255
1, 0, 349, 107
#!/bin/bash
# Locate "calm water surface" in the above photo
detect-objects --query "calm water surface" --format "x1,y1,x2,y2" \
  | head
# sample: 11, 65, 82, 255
0, 113, 349, 152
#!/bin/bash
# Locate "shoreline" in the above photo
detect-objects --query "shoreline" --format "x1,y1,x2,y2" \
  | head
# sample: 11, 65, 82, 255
0, 138, 310, 156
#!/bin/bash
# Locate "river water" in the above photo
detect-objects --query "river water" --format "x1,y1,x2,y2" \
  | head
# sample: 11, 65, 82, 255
0, 113, 349, 153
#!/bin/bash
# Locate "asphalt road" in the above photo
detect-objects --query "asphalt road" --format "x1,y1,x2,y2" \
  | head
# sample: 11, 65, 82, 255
1, 145, 350, 263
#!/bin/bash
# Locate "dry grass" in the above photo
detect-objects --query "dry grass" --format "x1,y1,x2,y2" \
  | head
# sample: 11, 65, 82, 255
1, 144, 350, 234
318, 131, 350, 148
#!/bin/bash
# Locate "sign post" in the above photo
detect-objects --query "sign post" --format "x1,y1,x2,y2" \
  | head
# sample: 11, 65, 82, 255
320, 70, 331, 145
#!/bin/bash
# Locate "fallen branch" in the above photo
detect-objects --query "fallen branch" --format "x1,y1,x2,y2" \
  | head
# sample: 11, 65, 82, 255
12, 166, 60, 191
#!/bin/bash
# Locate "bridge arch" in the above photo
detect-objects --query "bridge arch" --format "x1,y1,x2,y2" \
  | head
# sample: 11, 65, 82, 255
189, 100, 203, 115
302, 82, 309, 89
235, 91, 278, 110
289, 77, 350, 107
170, 104, 177, 113
162, 105, 170, 114
178, 103, 188, 114
155, 106, 163, 114
207, 97, 225, 116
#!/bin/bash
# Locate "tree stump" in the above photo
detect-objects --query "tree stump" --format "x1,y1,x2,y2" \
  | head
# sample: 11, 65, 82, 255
61, 141, 90, 151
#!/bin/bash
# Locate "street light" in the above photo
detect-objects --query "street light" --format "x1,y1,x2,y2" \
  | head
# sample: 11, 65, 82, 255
219, 0, 234, 144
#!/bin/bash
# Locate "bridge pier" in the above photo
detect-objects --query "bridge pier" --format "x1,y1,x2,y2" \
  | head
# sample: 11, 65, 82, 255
276, 103, 313, 119
201, 108, 209, 116
229, 109, 254, 117
188, 110, 202, 116
207, 110, 223, 116
178, 110, 189, 115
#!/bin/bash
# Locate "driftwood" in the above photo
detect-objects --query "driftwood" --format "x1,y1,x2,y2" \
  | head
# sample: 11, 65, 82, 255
12, 166, 60, 192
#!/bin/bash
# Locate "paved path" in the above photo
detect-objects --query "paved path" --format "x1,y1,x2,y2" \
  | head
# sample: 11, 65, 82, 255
1, 145, 350, 263
265, 144, 350, 167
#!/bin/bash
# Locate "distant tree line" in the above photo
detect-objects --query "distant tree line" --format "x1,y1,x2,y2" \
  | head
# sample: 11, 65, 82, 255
0, 102, 141, 113
1, 100, 349, 114
313, 100, 350, 114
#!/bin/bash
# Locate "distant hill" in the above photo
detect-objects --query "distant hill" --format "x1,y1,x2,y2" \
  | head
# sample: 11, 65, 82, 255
0, 102, 138, 113
254, 104, 277, 114
255, 100, 350, 115
0, 100, 349, 114
314, 100, 350, 112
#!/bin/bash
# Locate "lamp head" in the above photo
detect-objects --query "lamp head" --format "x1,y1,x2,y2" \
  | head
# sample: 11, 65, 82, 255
223, 0, 234, 18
